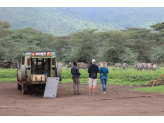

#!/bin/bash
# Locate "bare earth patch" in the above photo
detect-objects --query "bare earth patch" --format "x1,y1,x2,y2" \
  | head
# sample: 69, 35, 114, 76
0, 81, 164, 116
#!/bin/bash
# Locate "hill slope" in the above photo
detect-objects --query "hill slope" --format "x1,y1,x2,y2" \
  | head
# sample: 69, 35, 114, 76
0, 7, 164, 36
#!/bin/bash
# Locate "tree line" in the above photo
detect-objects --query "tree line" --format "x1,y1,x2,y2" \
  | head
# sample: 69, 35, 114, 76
1, 20, 164, 65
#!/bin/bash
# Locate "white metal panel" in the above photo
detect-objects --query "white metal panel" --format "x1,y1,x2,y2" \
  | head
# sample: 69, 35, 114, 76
43, 77, 60, 98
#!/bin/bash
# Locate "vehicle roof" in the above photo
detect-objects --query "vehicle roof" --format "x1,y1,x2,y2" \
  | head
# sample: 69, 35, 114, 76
24, 51, 53, 53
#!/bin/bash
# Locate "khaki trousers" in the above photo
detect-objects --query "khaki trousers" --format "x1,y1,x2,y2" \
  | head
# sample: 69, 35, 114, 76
72, 78, 80, 93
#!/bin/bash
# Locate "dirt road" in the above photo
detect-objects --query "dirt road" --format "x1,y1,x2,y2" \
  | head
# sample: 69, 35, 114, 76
0, 81, 164, 116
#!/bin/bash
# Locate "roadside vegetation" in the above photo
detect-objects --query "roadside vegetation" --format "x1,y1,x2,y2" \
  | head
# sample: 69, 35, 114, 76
1, 20, 164, 65
63, 67, 164, 86
1, 67, 163, 85
1, 67, 164, 94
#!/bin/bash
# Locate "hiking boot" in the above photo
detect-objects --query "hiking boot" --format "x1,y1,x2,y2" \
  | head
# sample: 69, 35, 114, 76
88, 93, 91, 96
92, 92, 95, 95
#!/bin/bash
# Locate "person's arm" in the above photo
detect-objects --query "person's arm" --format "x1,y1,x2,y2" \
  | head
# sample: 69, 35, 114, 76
99, 67, 103, 75
97, 66, 99, 73
99, 67, 101, 73
107, 68, 109, 73
76, 67, 81, 75
71, 67, 73, 74
88, 66, 90, 73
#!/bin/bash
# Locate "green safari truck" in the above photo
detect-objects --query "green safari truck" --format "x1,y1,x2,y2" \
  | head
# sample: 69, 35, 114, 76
17, 51, 62, 94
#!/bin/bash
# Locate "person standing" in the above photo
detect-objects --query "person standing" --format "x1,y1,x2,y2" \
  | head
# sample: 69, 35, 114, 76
99, 62, 109, 94
71, 61, 81, 95
88, 59, 99, 95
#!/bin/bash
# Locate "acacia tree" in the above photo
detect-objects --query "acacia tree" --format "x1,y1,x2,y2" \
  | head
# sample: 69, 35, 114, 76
53, 35, 72, 61
123, 28, 157, 63
65, 29, 99, 64
101, 30, 130, 64
5, 27, 56, 62
151, 22, 164, 31
0, 21, 13, 60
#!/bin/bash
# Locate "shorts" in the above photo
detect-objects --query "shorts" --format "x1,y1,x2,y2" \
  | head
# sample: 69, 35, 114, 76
88, 78, 97, 86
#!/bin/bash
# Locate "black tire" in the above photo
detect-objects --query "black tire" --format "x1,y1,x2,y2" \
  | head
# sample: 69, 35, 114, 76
21, 65, 26, 81
22, 90, 27, 94
57, 64, 62, 81
22, 83, 27, 95
17, 83, 22, 90
17, 70, 18, 81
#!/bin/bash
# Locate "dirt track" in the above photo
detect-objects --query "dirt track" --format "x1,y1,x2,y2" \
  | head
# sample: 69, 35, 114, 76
0, 81, 164, 116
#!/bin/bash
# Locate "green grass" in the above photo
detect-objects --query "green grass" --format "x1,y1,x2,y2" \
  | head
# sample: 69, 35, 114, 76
0, 67, 164, 86
61, 78, 101, 84
131, 85, 164, 94
0, 78, 17, 82
1, 67, 164, 94
62, 67, 164, 86
1, 67, 164, 87
0, 68, 17, 78
62, 67, 89, 79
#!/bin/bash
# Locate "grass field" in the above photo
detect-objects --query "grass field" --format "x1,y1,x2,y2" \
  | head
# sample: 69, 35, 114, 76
63, 67, 164, 86
0, 68, 17, 79
131, 85, 164, 94
0, 67, 164, 84
1, 67, 164, 93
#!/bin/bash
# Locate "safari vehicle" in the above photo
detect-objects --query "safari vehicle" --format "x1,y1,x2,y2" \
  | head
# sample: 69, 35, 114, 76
17, 51, 62, 95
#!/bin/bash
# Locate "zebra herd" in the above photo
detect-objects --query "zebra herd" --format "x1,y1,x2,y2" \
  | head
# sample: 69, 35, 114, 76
114, 62, 158, 71
135, 63, 157, 71
58, 62, 158, 71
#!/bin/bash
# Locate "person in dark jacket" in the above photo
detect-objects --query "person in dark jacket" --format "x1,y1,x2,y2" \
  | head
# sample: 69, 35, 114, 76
88, 59, 99, 95
71, 61, 81, 95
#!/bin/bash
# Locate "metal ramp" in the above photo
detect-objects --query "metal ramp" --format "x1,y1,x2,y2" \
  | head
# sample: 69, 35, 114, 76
43, 77, 60, 98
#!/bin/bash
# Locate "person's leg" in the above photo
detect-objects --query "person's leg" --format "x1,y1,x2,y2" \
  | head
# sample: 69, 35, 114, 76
101, 78, 106, 92
104, 78, 107, 92
89, 86, 92, 93
93, 85, 96, 93
88, 78, 92, 95
93, 79, 97, 94
73, 78, 77, 94
77, 78, 81, 94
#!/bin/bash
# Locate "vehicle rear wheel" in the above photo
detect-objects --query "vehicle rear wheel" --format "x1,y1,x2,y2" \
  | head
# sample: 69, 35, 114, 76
17, 70, 18, 81
21, 65, 26, 81
57, 64, 62, 81
17, 83, 22, 90
22, 90, 27, 94
22, 83, 27, 95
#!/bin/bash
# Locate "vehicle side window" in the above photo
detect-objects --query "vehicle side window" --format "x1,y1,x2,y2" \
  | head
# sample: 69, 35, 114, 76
22, 56, 25, 65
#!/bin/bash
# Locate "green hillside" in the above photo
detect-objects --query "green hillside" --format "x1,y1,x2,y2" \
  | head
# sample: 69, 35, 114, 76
1, 7, 164, 36
0, 7, 120, 36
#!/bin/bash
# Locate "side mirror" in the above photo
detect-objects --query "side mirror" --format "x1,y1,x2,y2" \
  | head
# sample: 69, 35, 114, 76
17, 65, 20, 69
